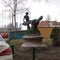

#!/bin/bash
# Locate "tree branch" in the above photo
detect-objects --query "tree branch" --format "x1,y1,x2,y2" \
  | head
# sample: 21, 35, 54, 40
17, 0, 27, 5
2, 0, 14, 11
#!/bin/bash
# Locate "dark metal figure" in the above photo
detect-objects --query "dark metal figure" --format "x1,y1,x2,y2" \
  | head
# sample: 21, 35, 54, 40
31, 16, 43, 28
23, 12, 43, 35
30, 16, 43, 34
23, 12, 30, 30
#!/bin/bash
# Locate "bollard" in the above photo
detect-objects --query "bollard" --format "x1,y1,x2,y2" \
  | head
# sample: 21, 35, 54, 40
11, 45, 14, 56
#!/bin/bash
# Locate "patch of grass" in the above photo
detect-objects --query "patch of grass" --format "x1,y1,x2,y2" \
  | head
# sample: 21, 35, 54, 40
43, 38, 52, 46
8, 39, 24, 47
8, 38, 52, 47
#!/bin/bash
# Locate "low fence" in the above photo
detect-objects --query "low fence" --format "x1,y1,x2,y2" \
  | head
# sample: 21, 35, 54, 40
9, 27, 60, 39
9, 30, 29, 39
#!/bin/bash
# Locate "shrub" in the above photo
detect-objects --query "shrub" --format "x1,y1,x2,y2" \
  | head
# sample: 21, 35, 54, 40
50, 27, 60, 41
50, 27, 60, 46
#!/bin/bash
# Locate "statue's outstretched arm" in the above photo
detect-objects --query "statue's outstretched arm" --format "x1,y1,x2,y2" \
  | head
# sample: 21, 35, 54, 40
35, 16, 43, 27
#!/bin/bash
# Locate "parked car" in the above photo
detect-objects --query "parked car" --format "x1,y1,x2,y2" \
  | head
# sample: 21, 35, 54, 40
0, 35, 13, 60
2, 32, 9, 42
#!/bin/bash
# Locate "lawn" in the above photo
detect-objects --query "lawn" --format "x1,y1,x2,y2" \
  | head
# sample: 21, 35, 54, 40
8, 38, 52, 47
8, 39, 24, 48
43, 38, 52, 46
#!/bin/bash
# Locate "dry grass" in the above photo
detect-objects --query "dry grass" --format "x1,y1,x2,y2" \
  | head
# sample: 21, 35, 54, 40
8, 39, 24, 48
8, 38, 52, 48
43, 38, 52, 46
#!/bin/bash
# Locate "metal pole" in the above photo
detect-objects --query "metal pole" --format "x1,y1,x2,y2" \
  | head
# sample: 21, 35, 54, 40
32, 47, 36, 60
11, 45, 14, 56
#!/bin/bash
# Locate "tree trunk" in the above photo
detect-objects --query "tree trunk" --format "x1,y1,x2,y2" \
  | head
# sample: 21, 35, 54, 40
13, 0, 17, 39
14, 14, 16, 39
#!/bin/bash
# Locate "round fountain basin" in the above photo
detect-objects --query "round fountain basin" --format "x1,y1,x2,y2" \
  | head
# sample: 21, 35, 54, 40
23, 35, 43, 44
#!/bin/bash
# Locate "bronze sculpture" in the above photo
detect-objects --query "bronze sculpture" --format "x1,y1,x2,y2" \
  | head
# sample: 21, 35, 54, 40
23, 12, 43, 35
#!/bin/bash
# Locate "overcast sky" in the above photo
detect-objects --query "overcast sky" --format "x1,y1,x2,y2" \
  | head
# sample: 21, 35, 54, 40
0, 0, 60, 28
28, 0, 60, 21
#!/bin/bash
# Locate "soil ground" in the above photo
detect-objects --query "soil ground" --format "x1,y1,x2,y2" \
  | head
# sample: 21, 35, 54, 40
13, 46, 60, 60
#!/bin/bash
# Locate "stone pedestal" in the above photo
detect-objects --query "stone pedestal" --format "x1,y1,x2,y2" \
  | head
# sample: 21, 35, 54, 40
23, 35, 43, 44
22, 35, 47, 60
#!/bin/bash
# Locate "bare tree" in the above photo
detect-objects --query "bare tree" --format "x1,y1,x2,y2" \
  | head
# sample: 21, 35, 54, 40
2, 0, 29, 38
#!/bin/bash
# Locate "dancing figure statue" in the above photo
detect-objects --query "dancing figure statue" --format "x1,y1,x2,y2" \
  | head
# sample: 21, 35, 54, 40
23, 12, 43, 35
